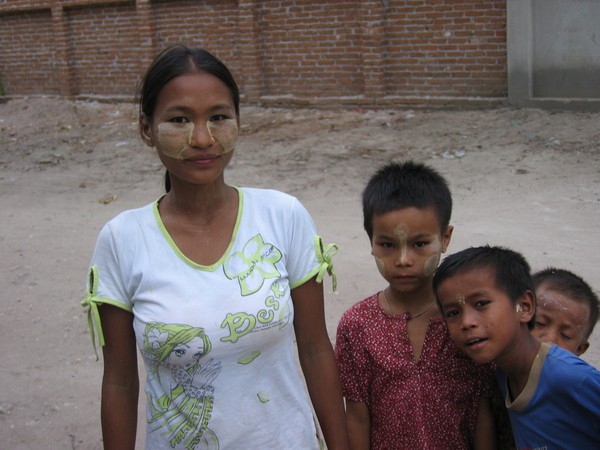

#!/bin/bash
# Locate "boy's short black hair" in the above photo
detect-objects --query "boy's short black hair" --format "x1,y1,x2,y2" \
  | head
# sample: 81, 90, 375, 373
362, 161, 452, 240
533, 267, 599, 338
433, 245, 536, 329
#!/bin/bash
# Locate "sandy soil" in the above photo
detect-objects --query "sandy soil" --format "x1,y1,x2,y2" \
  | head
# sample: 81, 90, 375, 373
1, 97, 599, 449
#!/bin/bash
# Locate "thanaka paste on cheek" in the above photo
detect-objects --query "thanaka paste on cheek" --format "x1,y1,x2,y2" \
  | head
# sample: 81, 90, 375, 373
207, 119, 238, 154
156, 119, 238, 160
422, 236, 442, 277
423, 254, 440, 277
157, 122, 193, 160
373, 254, 386, 277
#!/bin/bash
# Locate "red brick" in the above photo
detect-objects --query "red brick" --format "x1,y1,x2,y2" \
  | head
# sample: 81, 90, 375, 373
0, 0, 507, 102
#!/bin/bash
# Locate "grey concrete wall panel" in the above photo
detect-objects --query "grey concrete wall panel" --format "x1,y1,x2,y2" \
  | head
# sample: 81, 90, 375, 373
532, 0, 600, 98
508, 0, 600, 110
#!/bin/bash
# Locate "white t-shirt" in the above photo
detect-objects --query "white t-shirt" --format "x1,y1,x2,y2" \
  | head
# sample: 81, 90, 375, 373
85, 187, 329, 449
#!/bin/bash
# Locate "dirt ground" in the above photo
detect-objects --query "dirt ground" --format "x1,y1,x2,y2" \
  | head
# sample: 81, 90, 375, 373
1, 97, 599, 449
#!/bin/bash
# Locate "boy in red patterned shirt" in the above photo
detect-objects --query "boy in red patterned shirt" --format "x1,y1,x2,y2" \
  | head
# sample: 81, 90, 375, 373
335, 161, 496, 449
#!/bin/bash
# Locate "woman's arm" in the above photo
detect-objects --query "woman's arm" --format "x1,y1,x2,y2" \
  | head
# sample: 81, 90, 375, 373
473, 396, 497, 450
292, 277, 350, 450
99, 304, 139, 450
345, 399, 370, 450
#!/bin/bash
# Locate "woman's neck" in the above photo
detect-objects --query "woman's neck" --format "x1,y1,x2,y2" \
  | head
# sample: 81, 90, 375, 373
161, 182, 236, 224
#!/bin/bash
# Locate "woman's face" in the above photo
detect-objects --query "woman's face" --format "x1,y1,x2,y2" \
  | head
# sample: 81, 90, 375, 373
141, 71, 238, 188
168, 336, 206, 368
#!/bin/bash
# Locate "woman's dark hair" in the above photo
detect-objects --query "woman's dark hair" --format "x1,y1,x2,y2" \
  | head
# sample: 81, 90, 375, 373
137, 45, 240, 192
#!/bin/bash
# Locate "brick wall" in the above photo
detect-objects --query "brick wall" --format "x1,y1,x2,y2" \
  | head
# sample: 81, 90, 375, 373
151, 0, 240, 85
0, 0, 507, 107
384, 0, 506, 98
0, 8, 61, 95
65, 2, 143, 97
256, 1, 365, 98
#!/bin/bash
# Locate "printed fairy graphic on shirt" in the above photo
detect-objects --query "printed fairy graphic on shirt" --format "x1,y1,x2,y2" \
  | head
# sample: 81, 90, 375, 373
142, 322, 221, 450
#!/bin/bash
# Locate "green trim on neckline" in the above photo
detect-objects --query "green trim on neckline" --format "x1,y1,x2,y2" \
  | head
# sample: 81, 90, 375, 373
152, 187, 243, 271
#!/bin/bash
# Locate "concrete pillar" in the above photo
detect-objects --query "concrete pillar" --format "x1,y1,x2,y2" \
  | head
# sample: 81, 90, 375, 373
507, 0, 532, 106
361, 0, 386, 103
135, 0, 155, 70
237, 0, 262, 103
51, 5, 72, 96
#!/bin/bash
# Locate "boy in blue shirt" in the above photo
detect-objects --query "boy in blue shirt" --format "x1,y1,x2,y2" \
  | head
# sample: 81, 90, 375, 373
433, 246, 600, 449
532, 267, 599, 356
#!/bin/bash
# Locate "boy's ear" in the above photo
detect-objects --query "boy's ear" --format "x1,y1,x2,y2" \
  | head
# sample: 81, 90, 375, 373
575, 340, 590, 356
440, 225, 454, 253
140, 114, 155, 147
516, 290, 536, 325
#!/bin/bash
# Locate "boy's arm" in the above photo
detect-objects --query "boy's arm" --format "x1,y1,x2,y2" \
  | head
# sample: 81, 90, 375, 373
345, 399, 370, 450
335, 306, 369, 450
473, 396, 497, 450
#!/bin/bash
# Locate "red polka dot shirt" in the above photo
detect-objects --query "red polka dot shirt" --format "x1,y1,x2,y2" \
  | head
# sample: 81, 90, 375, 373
335, 293, 495, 449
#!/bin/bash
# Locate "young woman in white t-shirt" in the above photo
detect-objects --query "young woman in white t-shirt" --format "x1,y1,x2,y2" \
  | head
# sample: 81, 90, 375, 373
83, 45, 349, 450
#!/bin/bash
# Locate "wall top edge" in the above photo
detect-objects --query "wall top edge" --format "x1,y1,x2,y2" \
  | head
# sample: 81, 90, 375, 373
0, 0, 131, 14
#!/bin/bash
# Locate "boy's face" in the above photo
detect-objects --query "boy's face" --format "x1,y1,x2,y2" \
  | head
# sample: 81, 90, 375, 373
531, 284, 590, 356
436, 266, 535, 365
370, 206, 452, 294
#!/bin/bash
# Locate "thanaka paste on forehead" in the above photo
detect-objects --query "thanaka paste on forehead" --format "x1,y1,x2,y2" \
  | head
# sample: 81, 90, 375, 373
393, 223, 409, 239
393, 223, 409, 264
456, 293, 465, 305
537, 291, 571, 312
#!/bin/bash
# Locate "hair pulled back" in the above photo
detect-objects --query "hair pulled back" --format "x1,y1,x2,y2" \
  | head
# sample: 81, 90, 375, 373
138, 45, 239, 120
